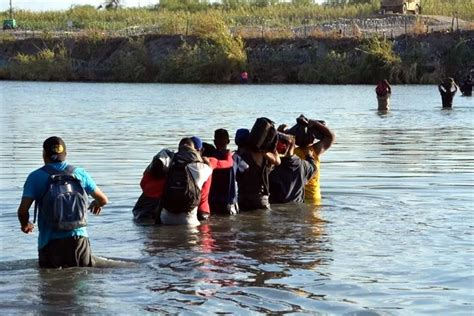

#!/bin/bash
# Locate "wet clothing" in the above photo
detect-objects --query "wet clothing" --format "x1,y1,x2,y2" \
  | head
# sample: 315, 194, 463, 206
198, 150, 234, 215
203, 145, 239, 215
269, 155, 316, 204
160, 162, 212, 226
236, 151, 271, 211
294, 148, 322, 205
133, 149, 173, 222
377, 94, 390, 111
39, 236, 93, 268
132, 193, 160, 222
376, 81, 391, 111
375, 81, 391, 97
22, 161, 96, 250
132, 171, 166, 222
140, 172, 166, 199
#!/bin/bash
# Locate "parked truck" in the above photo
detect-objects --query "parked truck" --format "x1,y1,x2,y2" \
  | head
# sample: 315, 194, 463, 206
381, 0, 421, 14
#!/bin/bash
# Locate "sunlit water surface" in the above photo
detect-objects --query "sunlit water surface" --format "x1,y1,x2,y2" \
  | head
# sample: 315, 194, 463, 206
0, 82, 473, 314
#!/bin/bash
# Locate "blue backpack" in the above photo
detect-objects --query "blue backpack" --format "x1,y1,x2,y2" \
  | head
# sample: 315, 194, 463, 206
34, 165, 89, 231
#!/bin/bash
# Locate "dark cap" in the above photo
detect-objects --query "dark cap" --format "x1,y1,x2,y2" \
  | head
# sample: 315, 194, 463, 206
214, 128, 229, 140
235, 128, 250, 147
43, 136, 66, 162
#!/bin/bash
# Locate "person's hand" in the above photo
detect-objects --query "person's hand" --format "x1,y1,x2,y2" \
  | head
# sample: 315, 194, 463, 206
88, 200, 103, 215
277, 124, 288, 132
21, 222, 35, 234
202, 157, 211, 166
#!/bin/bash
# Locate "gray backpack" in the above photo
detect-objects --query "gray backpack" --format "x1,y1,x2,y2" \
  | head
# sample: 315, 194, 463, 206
34, 165, 89, 230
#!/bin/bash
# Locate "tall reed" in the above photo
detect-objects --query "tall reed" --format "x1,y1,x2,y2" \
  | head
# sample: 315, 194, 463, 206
1, 0, 471, 33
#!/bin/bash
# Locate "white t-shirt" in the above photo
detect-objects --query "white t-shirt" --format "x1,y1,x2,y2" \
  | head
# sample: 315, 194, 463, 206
160, 162, 212, 226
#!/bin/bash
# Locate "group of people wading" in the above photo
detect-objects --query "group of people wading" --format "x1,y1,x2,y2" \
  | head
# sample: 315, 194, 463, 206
17, 116, 335, 268
132, 115, 335, 226
375, 74, 473, 112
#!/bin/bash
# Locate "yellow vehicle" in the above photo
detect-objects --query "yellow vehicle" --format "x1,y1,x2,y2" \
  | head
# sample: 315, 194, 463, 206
381, 0, 421, 14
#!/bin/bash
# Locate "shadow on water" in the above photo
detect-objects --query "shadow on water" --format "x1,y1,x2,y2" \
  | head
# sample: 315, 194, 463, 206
135, 203, 337, 313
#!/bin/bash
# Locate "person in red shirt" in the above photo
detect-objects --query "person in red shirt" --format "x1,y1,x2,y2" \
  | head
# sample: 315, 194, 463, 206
132, 149, 173, 222
375, 79, 392, 112
191, 136, 234, 221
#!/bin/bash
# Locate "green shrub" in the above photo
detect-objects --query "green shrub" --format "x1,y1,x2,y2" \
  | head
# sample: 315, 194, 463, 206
157, 15, 246, 82
357, 37, 401, 83
9, 46, 73, 81
107, 37, 150, 82
444, 37, 474, 78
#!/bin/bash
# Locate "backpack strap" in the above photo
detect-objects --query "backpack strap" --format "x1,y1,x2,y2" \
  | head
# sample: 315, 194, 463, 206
33, 164, 76, 224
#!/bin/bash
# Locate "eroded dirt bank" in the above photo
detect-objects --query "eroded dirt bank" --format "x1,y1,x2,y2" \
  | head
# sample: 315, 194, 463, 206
0, 29, 472, 84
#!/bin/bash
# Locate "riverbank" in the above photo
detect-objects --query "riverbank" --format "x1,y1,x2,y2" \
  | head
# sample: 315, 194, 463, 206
0, 29, 472, 84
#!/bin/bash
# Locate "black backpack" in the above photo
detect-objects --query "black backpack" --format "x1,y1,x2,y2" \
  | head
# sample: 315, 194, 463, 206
247, 117, 278, 152
34, 165, 88, 231
161, 159, 201, 213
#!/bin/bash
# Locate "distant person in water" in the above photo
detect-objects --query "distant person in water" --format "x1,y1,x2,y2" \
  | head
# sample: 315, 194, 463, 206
438, 77, 458, 108
375, 79, 392, 112
240, 71, 249, 84
460, 75, 473, 97
17, 136, 108, 268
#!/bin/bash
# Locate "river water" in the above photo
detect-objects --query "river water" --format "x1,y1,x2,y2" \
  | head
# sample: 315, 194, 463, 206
0, 82, 472, 314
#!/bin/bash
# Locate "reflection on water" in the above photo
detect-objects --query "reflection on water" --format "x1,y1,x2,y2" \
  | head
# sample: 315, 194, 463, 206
0, 82, 473, 314
138, 204, 332, 313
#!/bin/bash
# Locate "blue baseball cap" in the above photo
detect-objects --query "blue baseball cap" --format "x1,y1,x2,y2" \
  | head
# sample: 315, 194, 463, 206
191, 136, 203, 150
235, 128, 249, 147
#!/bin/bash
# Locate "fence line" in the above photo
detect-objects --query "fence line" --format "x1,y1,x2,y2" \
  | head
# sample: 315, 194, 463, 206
2, 14, 471, 41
